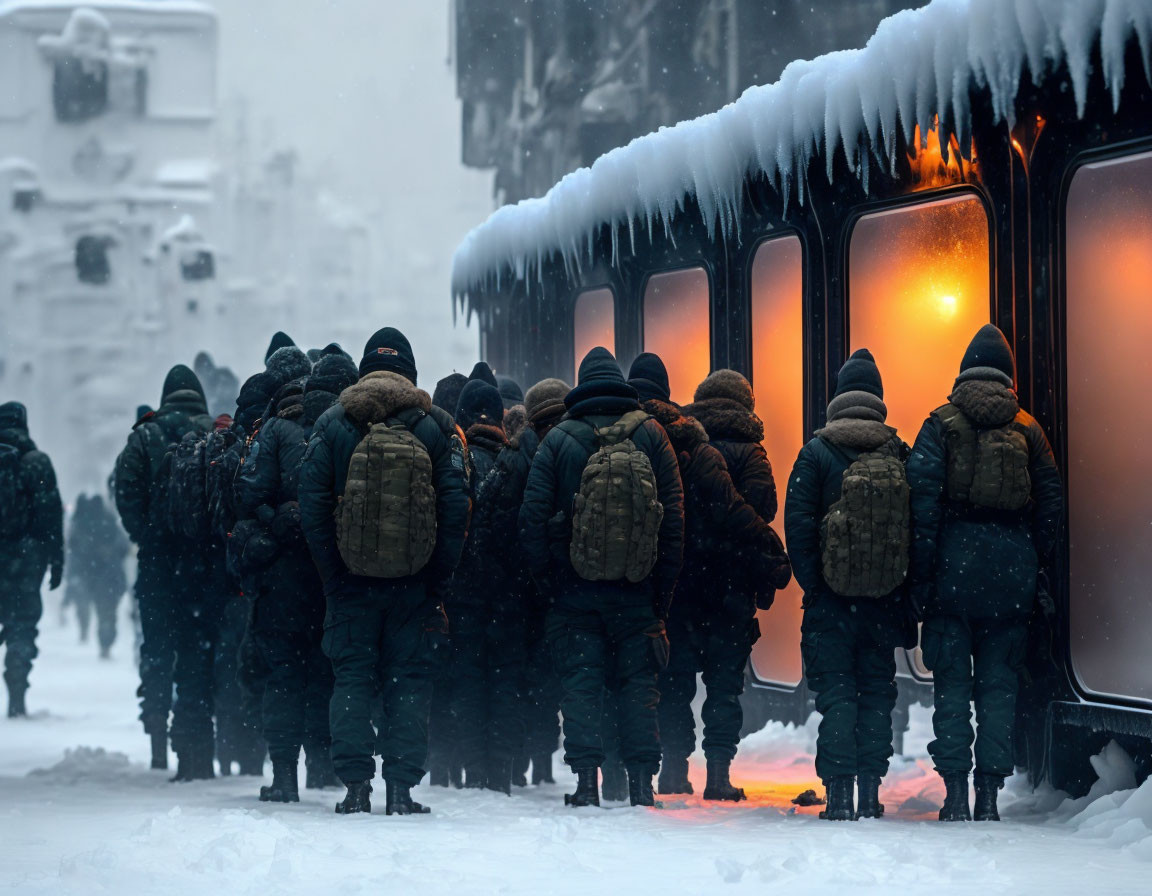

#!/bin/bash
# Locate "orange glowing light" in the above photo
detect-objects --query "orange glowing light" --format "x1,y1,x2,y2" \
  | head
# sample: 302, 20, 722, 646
643, 268, 711, 405
573, 287, 616, 378
906, 120, 980, 191
849, 194, 991, 444
749, 236, 805, 687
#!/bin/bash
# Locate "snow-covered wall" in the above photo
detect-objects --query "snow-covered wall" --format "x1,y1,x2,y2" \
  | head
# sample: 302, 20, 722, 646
451, 0, 1152, 300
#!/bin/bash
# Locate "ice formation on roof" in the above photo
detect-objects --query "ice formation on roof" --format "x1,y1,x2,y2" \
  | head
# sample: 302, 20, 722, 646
452, 0, 1152, 300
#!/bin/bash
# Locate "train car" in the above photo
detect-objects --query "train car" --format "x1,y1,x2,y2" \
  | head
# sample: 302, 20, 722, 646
451, 0, 1152, 793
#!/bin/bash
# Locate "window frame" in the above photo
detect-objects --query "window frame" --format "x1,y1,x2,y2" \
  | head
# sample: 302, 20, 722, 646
571, 283, 619, 377
638, 262, 715, 397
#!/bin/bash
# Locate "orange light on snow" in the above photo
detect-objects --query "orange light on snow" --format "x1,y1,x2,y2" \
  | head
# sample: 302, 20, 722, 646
643, 268, 711, 406
849, 194, 991, 443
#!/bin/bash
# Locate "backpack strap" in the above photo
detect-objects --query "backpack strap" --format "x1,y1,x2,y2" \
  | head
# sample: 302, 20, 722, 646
592, 410, 650, 447
388, 407, 427, 430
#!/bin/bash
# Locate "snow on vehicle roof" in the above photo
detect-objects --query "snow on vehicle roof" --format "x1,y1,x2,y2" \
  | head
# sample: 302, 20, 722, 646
451, 0, 1152, 300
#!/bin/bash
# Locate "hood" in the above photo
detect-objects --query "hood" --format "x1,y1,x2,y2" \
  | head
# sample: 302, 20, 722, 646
158, 388, 209, 418
685, 397, 764, 444
642, 398, 708, 454
948, 379, 1020, 427
465, 422, 508, 454
0, 401, 28, 433
339, 371, 432, 425
302, 389, 339, 426
815, 418, 898, 451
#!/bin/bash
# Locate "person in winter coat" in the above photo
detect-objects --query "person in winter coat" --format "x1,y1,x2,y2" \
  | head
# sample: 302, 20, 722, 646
519, 347, 684, 808
236, 353, 359, 802
784, 349, 912, 821
497, 375, 524, 412
114, 366, 213, 773
432, 373, 469, 418
907, 324, 1063, 822
299, 327, 470, 816
445, 379, 527, 794
64, 493, 129, 658
630, 357, 790, 801
0, 401, 63, 718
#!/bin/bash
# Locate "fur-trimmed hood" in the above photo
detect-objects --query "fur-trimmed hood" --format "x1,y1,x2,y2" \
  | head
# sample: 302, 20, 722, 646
642, 398, 708, 454
949, 379, 1019, 427
504, 404, 528, 448
815, 418, 898, 451
339, 371, 432, 425
465, 422, 508, 454
684, 397, 764, 444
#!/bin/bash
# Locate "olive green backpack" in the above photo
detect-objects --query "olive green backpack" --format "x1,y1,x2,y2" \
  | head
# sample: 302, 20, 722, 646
336, 409, 437, 579
933, 405, 1031, 511
820, 440, 910, 599
569, 410, 664, 583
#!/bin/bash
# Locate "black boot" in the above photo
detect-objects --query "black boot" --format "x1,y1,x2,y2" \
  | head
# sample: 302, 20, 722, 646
486, 758, 512, 796
703, 759, 746, 802
657, 755, 693, 795
819, 776, 856, 821
7, 687, 26, 719
335, 781, 372, 815
428, 763, 451, 788
305, 751, 341, 790
171, 746, 216, 783
856, 775, 884, 819
600, 760, 628, 802
150, 730, 168, 771
512, 753, 529, 788
449, 761, 464, 789
564, 767, 600, 808
938, 771, 971, 822
260, 761, 300, 803
973, 772, 1003, 822
385, 780, 431, 815
463, 765, 487, 789
627, 767, 657, 808
531, 752, 555, 785
217, 756, 233, 777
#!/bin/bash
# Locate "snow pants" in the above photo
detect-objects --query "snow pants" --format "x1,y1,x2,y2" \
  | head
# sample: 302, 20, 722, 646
449, 598, 527, 781
922, 615, 1027, 779
547, 589, 666, 774
801, 592, 900, 782
659, 598, 760, 764
169, 601, 219, 760
254, 628, 332, 765
215, 595, 267, 771
322, 581, 448, 787
522, 622, 561, 761
0, 549, 43, 697
135, 549, 177, 734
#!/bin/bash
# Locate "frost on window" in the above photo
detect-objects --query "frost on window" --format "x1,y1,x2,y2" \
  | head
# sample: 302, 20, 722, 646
75, 235, 111, 285
1066, 151, 1152, 704
573, 288, 615, 378
39, 9, 149, 124
748, 236, 804, 687
642, 268, 710, 405
848, 195, 991, 444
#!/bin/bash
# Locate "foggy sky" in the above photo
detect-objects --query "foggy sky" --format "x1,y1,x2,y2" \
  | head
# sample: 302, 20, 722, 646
210, 0, 493, 384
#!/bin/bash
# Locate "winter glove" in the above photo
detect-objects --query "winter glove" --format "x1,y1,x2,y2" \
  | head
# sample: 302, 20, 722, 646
49, 562, 63, 591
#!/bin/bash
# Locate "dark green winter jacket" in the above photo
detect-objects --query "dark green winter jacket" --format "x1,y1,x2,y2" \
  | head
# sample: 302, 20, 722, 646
0, 403, 63, 572
298, 371, 470, 595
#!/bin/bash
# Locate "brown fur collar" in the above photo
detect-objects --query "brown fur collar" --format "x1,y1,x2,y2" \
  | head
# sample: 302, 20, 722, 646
465, 422, 508, 453
641, 399, 708, 453
339, 371, 432, 425
504, 405, 528, 449
684, 397, 764, 444
949, 380, 1019, 427
816, 418, 898, 451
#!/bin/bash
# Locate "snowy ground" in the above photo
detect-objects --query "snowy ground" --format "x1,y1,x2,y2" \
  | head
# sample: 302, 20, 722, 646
2, 594, 1151, 895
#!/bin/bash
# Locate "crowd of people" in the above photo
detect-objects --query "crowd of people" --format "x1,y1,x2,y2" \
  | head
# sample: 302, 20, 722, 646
0, 320, 1062, 823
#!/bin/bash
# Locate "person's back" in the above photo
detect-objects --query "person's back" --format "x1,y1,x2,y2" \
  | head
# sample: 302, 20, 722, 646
298, 327, 469, 817
907, 324, 1063, 823
0, 401, 63, 717
519, 346, 684, 808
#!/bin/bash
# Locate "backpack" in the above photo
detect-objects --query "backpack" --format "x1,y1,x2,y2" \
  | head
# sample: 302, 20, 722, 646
569, 410, 664, 583
819, 441, 910, 599
469, 444, 524, 571
0, 444, 31, 538
167, 431, 212, 542
204, 428, 241, 540
934, 405, 1031, 511
336, 409, 437, 579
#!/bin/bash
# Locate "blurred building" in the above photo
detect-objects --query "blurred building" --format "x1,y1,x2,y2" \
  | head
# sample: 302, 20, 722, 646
453, 0, 924, 204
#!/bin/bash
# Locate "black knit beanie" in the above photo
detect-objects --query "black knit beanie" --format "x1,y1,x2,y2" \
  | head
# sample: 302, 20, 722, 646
306, 353, 359, 396
627, 352, 671, 403
265, 346, 313, 386
264, 331, 295, 363
360, 327, 418, 383
468, 361, 498, 388
497, 375, 524, 411
432, 373, 469, 415
321, 342, 352, 360
236, 372, 278, 415
161, 364, 206, 404
833, 348, 883, 399
455, 380, 505, 430
958, 324, 1016, 387
0, 401, 27, 431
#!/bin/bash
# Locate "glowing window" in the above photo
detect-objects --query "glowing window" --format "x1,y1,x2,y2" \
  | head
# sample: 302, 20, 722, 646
642, 268, 710, 405
1066, 151, 1152, 704
848, 195, 991, 444
748, 236, 805, 687
573, 288, 616, 378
